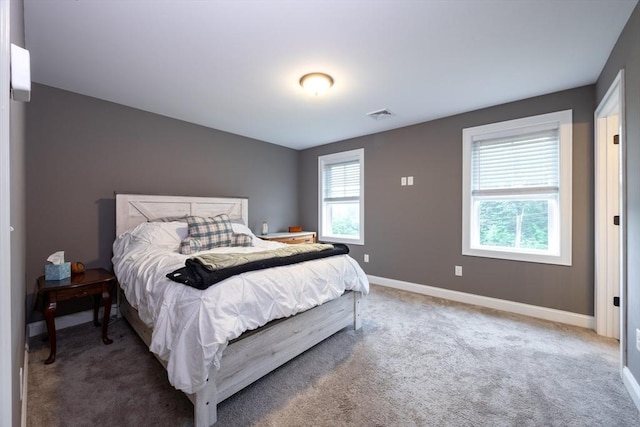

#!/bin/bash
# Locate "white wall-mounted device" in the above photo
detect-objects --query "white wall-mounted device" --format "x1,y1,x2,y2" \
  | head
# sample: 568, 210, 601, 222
10, 43, 31, 102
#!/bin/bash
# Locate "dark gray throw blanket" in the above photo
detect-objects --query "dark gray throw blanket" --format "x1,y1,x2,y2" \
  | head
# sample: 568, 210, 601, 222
167, 243, 350, 290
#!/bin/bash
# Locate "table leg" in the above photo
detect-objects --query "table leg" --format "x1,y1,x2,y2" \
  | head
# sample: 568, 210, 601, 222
92, 294, 101, 327
44, 299, 57, 364
101, 285, 113, 345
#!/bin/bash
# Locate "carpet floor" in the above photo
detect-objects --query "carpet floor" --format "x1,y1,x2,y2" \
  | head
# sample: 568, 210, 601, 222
27, 285, 640, 426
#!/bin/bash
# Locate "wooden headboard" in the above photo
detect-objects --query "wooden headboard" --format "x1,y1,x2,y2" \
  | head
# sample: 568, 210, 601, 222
115, 193, 249, 236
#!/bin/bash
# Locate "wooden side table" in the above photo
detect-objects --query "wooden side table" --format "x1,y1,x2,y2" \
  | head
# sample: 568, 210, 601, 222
36, 268, 115, 364
260, 231, 317, 244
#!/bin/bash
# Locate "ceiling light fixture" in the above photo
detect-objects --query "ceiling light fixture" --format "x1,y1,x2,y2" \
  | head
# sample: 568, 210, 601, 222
299, 72, 334, 96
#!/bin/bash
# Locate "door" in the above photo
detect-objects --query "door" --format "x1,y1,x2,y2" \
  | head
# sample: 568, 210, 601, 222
604, 114, 620, 340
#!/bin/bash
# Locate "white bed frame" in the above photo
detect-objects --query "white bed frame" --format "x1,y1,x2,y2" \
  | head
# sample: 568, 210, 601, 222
114, 193, 363, 426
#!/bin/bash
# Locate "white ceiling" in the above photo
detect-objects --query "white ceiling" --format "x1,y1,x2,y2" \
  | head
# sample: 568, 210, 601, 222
23, 0, 638, 150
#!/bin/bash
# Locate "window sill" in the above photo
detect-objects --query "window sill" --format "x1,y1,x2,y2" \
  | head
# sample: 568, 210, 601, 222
463, 247, 571, 266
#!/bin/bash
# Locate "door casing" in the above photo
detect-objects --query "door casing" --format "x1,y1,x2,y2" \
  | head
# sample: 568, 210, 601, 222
594, 69, 626, 368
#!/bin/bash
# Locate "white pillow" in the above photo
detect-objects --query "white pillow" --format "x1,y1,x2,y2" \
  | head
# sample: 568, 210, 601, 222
131, 221, 189, 251
231, 222, 263, 245
231, 222, 254, 236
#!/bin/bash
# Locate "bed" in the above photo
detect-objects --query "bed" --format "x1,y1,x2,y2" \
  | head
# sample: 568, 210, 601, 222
112, 193, 369, 426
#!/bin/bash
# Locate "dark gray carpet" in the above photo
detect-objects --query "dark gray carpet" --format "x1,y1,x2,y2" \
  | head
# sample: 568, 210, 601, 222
27, 285, 640, 426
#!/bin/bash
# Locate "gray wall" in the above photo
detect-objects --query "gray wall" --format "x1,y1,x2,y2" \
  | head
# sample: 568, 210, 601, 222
596, 1, 640, 392
300, 85, 594, 315
25, 84, 299, 320
9, 0, 26, 425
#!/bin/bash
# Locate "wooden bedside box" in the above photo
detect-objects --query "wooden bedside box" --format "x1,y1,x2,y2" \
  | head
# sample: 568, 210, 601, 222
260, 231, 317, 244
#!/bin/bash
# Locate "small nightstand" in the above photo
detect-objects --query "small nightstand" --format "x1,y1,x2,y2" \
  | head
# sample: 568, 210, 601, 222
36, 268, 115, 364
260, 231, 317, 244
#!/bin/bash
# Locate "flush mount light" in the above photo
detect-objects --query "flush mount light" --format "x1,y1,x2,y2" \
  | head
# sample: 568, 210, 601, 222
299, 72, 334, 96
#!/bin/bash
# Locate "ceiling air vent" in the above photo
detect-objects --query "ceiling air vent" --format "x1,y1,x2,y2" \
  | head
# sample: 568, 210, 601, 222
366, 108, 395, 120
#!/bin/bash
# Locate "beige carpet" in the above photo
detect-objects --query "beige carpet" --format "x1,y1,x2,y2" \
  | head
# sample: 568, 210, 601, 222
27, 285, 640, 426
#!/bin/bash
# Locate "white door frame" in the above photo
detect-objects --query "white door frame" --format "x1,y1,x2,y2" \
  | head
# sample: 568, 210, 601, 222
594, 69, 625, 363
0, 0, 13, 424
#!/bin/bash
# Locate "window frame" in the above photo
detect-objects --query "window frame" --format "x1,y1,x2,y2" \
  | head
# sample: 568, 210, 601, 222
318, 148, 364, 245
462, 110, 572, 265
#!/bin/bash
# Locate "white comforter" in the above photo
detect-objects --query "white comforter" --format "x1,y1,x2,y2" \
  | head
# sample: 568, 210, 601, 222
112, 221, 369, 394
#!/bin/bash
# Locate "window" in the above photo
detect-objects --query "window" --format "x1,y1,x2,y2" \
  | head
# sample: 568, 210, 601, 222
462, 110, 572, 265
318, 148, 364, 245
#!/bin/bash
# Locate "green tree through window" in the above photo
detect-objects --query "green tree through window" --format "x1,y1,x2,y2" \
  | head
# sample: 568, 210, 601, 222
478, 200, 549, 250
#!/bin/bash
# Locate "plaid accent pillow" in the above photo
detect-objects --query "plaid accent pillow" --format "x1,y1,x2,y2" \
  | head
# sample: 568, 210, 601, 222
179, 237, 203, 254
231, 233, 253, 247
179, 214, 234, 254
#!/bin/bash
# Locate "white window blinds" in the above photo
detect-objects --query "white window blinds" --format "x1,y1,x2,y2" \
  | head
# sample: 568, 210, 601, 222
323, 160, 361, 201
471, 129, 559, 196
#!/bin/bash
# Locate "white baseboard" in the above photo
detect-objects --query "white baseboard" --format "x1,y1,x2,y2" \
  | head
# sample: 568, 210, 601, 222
21, 344, 28, 427
368, 275, 595, 329
27, 304, 119, 338
623, 367, 640, 412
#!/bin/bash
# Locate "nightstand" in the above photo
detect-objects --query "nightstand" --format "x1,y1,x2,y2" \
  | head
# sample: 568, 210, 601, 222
260, 231, 317, 244
36, 268, 115, 364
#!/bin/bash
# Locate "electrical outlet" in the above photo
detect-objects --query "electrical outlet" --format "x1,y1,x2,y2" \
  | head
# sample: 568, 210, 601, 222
455, 265, 462, 276
636, 329, 640, 352
401, 177, 407, 186
364, 254, 369, 263
408, 176, 414, 185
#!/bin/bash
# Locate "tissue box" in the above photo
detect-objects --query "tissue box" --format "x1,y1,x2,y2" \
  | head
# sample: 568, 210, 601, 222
45, 262, 71, 281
